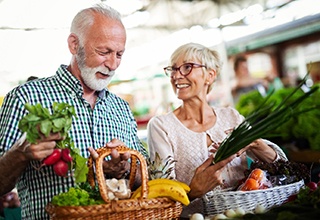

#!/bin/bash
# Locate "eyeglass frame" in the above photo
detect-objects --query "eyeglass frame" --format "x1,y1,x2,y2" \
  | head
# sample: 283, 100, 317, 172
163, 62, 207, 77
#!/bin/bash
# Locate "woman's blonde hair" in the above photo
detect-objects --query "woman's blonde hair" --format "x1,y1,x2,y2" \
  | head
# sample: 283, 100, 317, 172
170, 43, 222, 93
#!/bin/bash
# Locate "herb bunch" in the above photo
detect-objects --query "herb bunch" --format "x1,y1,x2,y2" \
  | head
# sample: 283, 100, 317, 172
214, 73, 319, 163
18, 102, 88, 183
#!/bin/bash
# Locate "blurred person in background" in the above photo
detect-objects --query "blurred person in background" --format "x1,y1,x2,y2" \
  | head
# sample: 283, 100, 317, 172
0, 4, 147, 219
147, 43, 287, 218
231, 55, 269, 103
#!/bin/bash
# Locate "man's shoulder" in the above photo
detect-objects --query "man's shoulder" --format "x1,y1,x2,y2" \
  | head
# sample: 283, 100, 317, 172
107, 91, 129, 105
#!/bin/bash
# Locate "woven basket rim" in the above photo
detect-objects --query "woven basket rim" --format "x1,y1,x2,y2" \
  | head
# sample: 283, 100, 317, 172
203, 179, 305, 216
206, 179, 304, 196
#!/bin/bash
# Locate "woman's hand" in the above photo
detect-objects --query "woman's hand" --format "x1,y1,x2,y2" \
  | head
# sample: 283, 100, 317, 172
88, 139, 131, 179
237, 139, 277, 162
188, 154, 235, 200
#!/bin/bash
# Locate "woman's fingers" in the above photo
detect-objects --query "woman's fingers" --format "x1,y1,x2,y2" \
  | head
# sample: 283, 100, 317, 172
195, 155, 214, 174
214, 154, 236, 169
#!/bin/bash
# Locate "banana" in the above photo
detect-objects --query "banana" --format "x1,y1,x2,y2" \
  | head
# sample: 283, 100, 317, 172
131, 178, 190, 199
148, 179, 190, 192
131, 179, 190, 206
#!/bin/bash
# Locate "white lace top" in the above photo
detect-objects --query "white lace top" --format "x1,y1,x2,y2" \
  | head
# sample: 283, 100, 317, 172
147, 106, 287, 217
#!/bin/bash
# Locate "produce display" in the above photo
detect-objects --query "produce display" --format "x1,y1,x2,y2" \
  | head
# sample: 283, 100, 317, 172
236, 83, 320, 151
214, 74, 319, 163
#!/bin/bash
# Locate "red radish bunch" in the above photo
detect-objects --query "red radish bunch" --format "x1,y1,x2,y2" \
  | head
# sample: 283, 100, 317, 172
41, 148, 73, 177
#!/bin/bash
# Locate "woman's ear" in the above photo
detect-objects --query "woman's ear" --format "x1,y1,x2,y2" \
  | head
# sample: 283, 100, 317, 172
207, 69, 217, 84
67, 33, 79, 55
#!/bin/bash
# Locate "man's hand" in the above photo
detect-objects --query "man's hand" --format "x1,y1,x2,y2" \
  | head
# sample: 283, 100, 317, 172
88, 139, 131, 179
15, 132, 63, 162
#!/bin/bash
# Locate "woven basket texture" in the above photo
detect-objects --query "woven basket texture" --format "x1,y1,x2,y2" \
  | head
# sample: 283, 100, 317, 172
203, 179, 304, 216
46, 146, 183, 220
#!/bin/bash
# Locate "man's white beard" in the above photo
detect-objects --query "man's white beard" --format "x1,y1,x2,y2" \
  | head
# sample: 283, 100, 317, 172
80, 65, 115, 91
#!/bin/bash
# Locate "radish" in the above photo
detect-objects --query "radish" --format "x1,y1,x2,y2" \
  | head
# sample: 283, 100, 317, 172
53, 160, 69, 177
41, 149, 61, 167
61, 148, 73, 163
306, 181, 318, 191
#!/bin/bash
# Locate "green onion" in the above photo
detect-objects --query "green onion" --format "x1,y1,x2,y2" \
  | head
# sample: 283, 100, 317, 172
214, 73, 319, 163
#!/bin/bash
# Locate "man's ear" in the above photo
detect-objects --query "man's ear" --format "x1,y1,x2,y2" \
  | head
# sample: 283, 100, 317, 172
67, 33, 79, 55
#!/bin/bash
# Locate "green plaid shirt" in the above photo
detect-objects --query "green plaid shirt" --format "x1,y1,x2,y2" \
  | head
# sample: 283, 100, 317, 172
0, 65, 148, 219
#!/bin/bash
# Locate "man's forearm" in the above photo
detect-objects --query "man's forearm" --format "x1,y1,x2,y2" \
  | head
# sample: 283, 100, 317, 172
0, 149, 29, 195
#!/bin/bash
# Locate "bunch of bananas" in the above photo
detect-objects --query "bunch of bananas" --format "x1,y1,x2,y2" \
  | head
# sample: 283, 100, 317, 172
131, 178, 190, 206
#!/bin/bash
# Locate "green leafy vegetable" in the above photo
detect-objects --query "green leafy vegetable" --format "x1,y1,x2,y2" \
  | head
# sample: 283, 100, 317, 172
51, 186, 103, 206
214, 73, 319, 163
236, 84, 320, 150
18, 102, 88, 183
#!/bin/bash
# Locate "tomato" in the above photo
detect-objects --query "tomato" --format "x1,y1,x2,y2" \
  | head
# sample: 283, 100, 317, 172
240, 178, 260, 191
249, 168, 264, 183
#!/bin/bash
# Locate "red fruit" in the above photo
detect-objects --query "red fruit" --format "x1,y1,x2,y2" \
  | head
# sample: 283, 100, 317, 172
53, 160, 69, 177
240, 178, 260, 191
306, 181, 318, 191
41, 149, 61, 166
61, 148, 73, 163
249, 168, 264, 183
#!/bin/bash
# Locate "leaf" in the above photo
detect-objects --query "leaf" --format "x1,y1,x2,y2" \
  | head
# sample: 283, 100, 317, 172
40, 119, 52, 137
52, 118, 67, 132
73, 155, 89, 183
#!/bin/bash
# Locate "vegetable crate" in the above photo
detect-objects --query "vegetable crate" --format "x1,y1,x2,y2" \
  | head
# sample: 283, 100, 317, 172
203, 180, 304, 217
46, 146, 183, 220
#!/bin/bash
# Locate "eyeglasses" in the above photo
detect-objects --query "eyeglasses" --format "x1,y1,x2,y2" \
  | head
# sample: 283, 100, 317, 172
163, 63, 207, 77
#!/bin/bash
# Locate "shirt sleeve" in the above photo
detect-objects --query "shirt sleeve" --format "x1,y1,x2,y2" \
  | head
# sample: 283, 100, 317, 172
0, 89, 27, 154
147, 116, 176, 179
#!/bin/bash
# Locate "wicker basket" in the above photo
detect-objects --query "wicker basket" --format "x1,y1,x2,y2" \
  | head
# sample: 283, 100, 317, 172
46, 146, 183, 220
203, 179, 304, 217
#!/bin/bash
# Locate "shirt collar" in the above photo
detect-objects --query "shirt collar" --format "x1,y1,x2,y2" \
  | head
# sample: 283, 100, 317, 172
56, 64, 109, 99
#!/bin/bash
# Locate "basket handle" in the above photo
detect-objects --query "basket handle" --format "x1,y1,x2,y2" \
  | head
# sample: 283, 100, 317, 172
87, 146, 148, 203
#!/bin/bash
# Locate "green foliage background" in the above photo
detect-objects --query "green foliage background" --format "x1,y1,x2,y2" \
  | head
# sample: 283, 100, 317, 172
235, 84, 320, 150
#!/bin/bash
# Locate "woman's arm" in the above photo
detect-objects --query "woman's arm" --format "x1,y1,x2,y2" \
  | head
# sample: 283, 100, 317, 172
147, 117, 176, 179
246, 139, 288, 163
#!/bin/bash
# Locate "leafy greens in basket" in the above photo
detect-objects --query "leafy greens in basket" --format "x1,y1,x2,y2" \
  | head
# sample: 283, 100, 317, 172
214, 73, 319, 163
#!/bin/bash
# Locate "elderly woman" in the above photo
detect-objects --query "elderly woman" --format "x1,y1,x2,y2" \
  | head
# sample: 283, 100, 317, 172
147, 43, 287, 218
